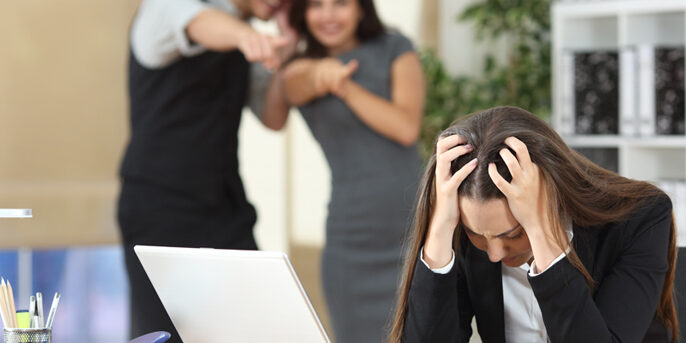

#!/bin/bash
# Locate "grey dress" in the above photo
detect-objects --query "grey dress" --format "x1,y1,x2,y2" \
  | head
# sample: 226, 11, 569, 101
298, 31, 423, 343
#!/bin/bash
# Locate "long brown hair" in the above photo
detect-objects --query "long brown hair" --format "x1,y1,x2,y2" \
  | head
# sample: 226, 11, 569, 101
388, 106, 678, 342
288, 0, 384, 58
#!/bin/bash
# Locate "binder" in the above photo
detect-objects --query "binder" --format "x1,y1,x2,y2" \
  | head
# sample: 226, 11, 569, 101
573, 51, 619, 134
637, 44, 656, 136
619, 47, 638, 136
654, 46, 685, 135
676, 181, 686, 247
560, 52, 575, 135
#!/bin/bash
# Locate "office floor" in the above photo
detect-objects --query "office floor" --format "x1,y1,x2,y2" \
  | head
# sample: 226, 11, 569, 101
289, 244, 333, 339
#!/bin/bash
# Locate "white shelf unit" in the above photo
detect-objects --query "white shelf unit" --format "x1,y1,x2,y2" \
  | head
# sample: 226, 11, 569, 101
552, 0, 686, 182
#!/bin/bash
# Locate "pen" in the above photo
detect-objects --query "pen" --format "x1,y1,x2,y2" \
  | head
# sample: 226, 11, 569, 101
36, 292, 44, 329
45, 293, 60, 329
29, 296, 36, 329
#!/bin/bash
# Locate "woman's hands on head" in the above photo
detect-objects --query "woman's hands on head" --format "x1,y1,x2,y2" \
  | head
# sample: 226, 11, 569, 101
423, 135, 477, 269
488, 136, 564, 272
487, 137, 547, 234
432, 135, 478, 233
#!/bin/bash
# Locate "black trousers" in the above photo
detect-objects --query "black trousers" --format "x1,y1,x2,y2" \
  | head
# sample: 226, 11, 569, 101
118, 181, 257, 343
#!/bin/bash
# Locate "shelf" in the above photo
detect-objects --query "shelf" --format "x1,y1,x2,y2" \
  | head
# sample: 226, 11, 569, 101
560, 16, 619, 50
561, 135, 686, 149
624, 12, 685, 46
554, 0, 686, 18
552, 0, 686, 183
561, 135, 623, 147
553, 0, 686, 50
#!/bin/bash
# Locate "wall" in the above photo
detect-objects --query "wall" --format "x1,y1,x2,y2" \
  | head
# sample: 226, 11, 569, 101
0, 1, 289, 251
0, 0, 138, 248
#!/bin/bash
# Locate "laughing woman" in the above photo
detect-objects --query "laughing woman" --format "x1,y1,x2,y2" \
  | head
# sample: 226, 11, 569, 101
258, 0, 425, 342
390, 106, 678, 343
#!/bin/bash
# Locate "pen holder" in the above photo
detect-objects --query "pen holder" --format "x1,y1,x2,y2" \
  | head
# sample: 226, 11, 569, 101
3, 328, 51, 343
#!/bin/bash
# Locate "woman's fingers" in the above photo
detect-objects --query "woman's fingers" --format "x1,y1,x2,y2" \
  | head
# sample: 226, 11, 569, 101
337, 60, 358, 86
342, 59, 358, 77
435, 135, 471, 183
436, 144, 473, 179
488, 162, 512, 196
499, 148, 523, 181
504, 136, 533, 169
436, 135, 466, 155
435, 134, 472, 177
331, 60, 358, 97
447, 158, 478, 189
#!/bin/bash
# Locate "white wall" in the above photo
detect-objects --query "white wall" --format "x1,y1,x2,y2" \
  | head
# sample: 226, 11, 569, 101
439, 0, 510, 77
238, 111, 289, 252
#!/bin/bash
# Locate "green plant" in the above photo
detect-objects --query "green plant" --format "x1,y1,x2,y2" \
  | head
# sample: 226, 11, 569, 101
419, 0, 551, 159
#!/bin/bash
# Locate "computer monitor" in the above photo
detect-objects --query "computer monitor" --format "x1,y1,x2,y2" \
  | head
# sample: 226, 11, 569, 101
134, 245, 330, 343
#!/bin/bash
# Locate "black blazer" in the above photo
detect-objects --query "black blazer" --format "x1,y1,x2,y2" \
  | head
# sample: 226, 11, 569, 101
404, 195, 673, 342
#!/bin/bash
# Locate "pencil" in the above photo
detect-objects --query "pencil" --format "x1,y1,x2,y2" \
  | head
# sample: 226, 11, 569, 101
0, 279, 8, 327
3, 279, 15, 328
7, 281, 16, 328
0, 282, 8, 328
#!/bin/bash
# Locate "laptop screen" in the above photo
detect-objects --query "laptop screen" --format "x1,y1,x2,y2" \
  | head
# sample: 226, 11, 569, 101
134, 245, 330, 343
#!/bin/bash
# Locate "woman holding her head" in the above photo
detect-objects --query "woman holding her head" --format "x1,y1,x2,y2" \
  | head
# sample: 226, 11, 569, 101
390, 106, 678, 342
260, 0, 425, 341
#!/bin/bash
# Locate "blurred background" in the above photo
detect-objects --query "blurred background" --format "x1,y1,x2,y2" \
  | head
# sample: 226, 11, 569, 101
1, 0, 684, 342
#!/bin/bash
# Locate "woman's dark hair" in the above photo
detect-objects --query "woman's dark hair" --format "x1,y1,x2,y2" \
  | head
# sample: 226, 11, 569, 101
388, 106, 678, 342
288, 0, 384, 58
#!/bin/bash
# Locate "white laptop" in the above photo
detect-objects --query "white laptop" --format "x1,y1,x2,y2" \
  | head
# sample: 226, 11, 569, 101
134, 245, 330, 343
